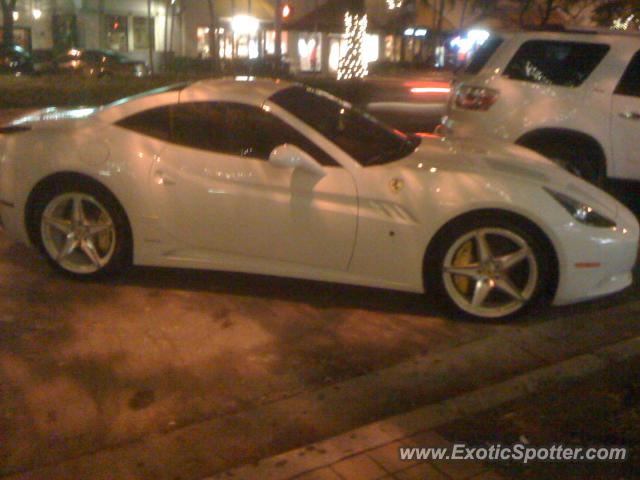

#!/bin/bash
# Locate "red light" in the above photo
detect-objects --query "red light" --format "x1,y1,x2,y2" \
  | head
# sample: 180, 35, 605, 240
113, 21, 119, 30
411, 87, 451, 94
282, 4, 292, 19
405, 81, 451, 95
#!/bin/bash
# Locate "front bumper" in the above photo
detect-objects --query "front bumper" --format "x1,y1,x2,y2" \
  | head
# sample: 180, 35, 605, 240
553, 206, 639, 306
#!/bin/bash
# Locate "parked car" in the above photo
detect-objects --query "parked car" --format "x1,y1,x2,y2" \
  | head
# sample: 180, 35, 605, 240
441, 30, 640, 185
0, 44, 34, 75
0, 79, 637, 320
55, 48, 148, 78
31, 49, 57, 74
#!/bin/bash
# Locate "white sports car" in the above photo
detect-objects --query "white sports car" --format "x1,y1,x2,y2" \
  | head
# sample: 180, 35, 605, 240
0, 78, 638, 319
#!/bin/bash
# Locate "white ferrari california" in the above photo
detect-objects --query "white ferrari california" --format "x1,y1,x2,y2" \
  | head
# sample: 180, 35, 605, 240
0, 78, 637, 319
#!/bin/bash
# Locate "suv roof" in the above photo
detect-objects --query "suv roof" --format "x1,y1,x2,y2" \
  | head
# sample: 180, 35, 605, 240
496, 29, 640, 44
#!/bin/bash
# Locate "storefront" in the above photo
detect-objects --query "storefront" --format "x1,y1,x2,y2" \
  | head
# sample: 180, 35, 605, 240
186, 0, 282, 61
285, 0, 382, 75
0, 0, 163, 62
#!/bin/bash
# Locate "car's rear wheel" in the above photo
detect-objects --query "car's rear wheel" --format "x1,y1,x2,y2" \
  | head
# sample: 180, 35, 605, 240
32, 181, 131, 278
425, 216, 552, 320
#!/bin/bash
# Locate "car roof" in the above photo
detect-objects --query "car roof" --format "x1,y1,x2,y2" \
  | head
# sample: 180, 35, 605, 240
504, 29, 640, 45
95, 77, 297, 123
179, 77, 296, 104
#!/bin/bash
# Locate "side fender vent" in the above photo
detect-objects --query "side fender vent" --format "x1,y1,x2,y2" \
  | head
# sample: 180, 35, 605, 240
0, 125, 31, 134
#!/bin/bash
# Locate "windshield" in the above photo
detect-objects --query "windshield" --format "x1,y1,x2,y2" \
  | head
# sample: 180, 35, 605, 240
270, 86, 419, 166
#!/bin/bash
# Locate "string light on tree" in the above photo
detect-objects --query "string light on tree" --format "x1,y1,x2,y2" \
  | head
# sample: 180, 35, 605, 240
386, 0, 403, 9
337, 12, 368, 80
612, 14, 639, 30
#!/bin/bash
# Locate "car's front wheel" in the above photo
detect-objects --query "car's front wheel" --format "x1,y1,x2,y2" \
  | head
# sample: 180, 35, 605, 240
32, 180, 131, 278
425, 216, 552, 320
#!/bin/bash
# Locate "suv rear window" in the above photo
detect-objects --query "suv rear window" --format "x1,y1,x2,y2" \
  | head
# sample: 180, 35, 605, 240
465, 36, 504, 75
503, 40, 609, 87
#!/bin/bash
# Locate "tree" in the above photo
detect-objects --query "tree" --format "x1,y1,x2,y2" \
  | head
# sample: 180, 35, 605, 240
1, 0, 18, 46
593, 0, 640, 27
206, 0, 220, 70
337, 0, 368, 80
516, 0, 600, 27
418, 0, 501, 33
147, 0, 155, 74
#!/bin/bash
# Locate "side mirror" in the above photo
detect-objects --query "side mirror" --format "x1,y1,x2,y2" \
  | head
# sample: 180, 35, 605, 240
268, 144, 326, 177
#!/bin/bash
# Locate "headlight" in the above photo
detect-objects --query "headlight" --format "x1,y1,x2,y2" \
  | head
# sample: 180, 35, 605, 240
544, 188, 616, 228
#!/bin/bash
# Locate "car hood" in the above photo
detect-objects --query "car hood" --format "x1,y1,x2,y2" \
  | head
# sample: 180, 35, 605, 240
394, 134, 620, 218
9, 106, 98, 126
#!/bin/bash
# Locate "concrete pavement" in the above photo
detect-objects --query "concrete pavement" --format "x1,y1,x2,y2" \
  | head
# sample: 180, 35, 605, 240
208, 336, 640, 480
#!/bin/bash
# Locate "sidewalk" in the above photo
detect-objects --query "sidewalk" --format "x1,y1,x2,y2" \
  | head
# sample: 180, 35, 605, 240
207, 336, 640, 480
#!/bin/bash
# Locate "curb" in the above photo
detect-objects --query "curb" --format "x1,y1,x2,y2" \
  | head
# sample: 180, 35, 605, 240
206, 336, 640, 480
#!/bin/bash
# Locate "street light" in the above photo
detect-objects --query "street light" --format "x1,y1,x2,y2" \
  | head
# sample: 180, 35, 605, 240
231, 15, 259, 35
282, 4, 292, 20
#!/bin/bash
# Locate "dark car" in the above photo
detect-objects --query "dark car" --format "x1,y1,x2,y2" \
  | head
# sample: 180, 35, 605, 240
0, 44, 34, 75
55, 49, 148, 78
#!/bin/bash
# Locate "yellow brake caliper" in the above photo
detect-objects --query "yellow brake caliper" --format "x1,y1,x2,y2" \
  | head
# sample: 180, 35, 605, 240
452, 239, 474, 294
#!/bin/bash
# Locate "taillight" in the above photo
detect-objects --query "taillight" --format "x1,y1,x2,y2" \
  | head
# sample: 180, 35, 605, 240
454, 85, 499, 111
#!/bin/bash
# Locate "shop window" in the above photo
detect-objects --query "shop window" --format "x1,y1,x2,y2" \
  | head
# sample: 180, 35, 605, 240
197, 26, 211, 58
133, 17, 154, 51
298, 34, 321, 72
106, 15, 128, 52
52, 14, 77, 54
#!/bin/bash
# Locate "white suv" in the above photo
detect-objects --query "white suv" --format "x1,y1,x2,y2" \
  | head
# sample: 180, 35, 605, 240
441, 30, 640, 185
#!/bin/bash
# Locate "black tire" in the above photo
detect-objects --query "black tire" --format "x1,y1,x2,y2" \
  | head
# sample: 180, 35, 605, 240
523, 138, 604, 186
30, 178, 132, 279
424, 214, 553, 321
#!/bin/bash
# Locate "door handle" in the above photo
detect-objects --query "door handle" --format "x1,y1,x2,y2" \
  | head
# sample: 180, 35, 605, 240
619, 111, 640, 121
155, 171, 176, 186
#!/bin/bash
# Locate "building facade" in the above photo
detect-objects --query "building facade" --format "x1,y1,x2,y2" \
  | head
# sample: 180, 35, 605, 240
0, 1, 281, 67
1, 0, 169, 64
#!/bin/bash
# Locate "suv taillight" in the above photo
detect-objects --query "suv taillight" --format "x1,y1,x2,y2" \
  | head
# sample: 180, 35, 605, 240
454, 85, 499, 111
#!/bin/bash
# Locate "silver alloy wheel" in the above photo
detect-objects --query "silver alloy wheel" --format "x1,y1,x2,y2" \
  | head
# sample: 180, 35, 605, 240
40, 193, 116, 274
442, 227, 539, 318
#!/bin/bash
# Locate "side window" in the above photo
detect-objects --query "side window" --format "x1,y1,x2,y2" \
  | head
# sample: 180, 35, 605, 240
224, 103, 339, 166
115, 106, 171, 141
170, 102, 228, 153
615, 51, 640, 98
503, 40, 610, 87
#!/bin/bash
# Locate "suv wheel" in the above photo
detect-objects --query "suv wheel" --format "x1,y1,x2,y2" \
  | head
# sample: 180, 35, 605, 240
523, 138, 604, 186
